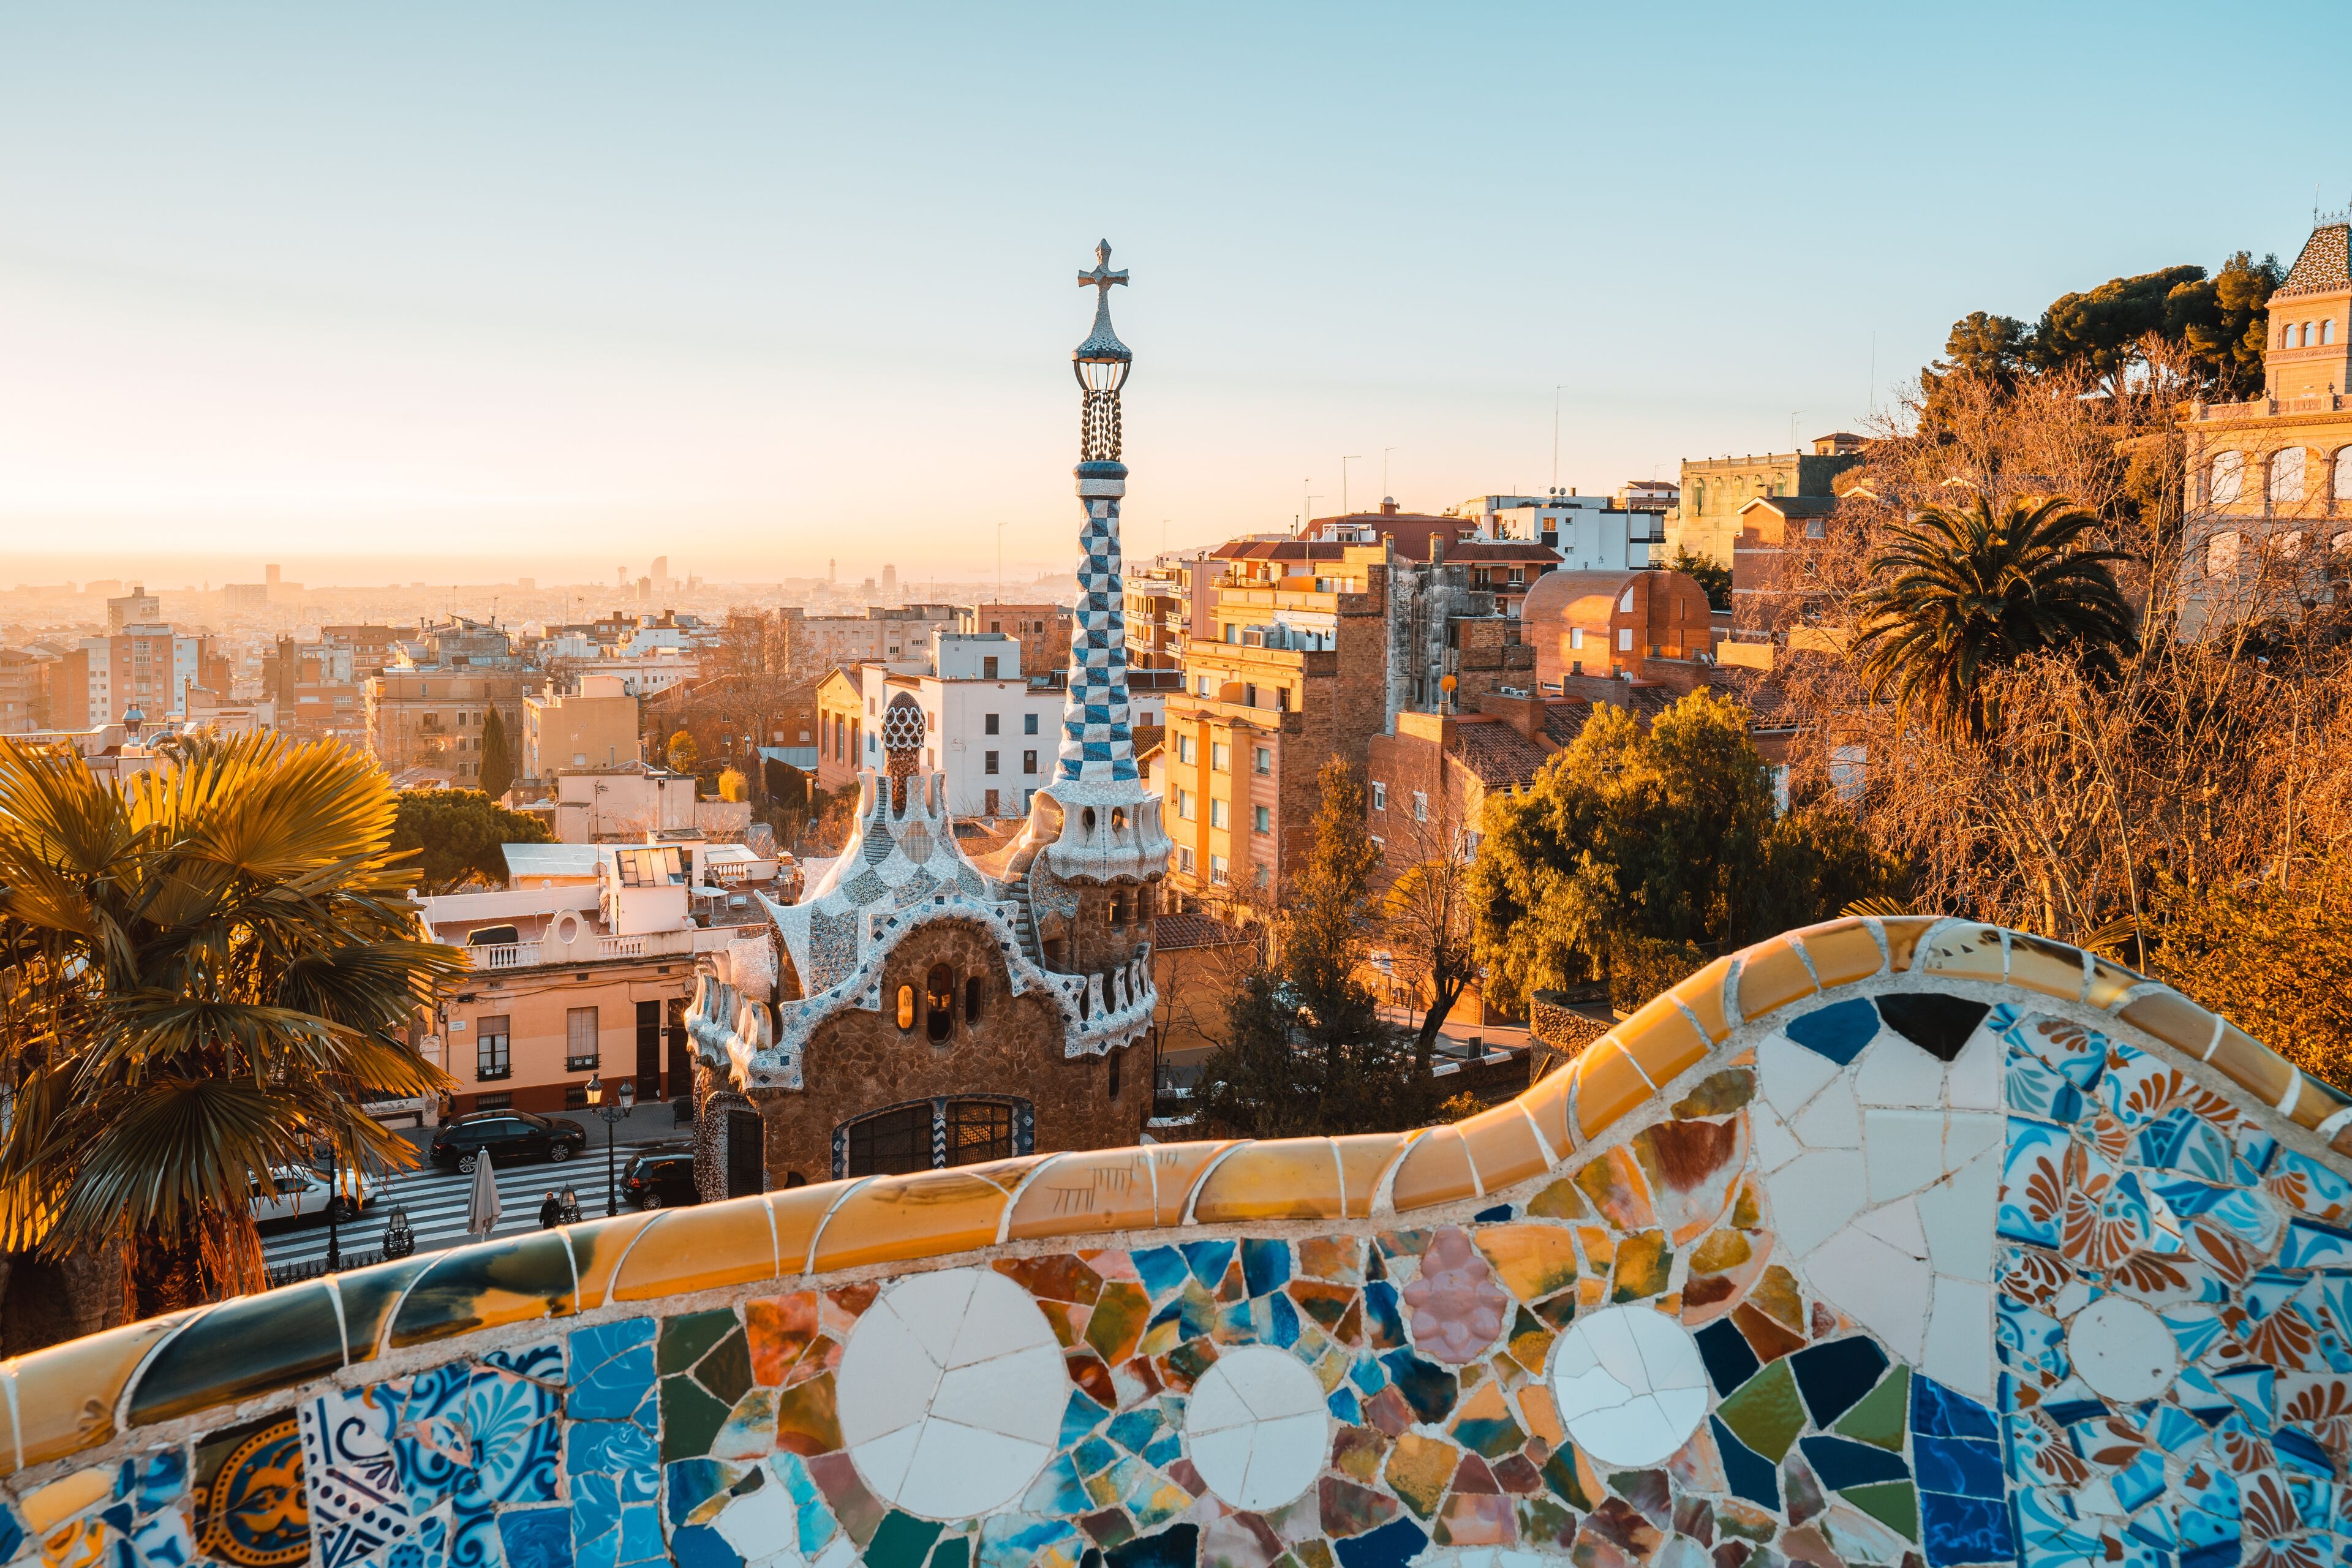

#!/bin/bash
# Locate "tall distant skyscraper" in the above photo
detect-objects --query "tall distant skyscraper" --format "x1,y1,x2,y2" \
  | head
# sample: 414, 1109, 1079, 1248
881, 564, 898, 600
651, 555, 669, 592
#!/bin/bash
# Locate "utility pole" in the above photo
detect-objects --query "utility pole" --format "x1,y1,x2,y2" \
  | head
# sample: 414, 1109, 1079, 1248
1341, 456, 1362, 516
1382, 447, 1398, 503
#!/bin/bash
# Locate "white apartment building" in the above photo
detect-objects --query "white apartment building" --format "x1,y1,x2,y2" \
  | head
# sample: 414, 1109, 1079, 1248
848, 631, 1168, 819
1464, 494, 1667, 573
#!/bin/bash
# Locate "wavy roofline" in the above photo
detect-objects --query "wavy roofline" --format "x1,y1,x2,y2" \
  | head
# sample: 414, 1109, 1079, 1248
4, 913, 2347, 1482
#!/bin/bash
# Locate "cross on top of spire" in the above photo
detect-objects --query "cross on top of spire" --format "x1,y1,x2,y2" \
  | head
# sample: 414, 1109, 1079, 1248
1079, 240, 1128, 300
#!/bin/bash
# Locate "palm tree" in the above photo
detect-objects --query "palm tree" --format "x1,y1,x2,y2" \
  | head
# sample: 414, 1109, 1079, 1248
0, 733, 464, 1332
1854, 493, 2135, 742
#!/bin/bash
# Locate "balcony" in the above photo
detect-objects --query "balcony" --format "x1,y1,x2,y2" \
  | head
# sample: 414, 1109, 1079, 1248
464, 924, 745, 971
2197, 393, 2350, 420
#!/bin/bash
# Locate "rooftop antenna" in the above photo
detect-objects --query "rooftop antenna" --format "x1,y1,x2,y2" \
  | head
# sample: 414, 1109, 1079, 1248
1340, 455, 1361, 516
1382, 447, 1398, 504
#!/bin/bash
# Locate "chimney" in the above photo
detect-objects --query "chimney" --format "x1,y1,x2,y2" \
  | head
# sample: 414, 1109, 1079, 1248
1381, 498, 1398, 515
1430, 532, 1445, 567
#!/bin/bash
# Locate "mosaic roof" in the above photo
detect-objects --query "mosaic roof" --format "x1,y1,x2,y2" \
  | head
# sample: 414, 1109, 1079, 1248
2276, 222, 2351, 299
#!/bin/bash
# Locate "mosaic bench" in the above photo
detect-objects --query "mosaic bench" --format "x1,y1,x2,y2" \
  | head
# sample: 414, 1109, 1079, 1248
6, 915, 2351, 1568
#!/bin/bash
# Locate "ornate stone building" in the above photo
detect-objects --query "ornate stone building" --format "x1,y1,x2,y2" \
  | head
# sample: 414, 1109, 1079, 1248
2181, 213, 2352, 635
685, 243, 1170, 1191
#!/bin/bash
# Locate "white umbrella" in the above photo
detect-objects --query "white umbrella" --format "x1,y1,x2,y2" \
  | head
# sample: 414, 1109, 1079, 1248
464, 1150, 502, 1238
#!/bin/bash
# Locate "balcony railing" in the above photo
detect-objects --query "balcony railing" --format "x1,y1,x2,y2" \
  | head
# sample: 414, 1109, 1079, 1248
2197, 393, 2350, 420
462, 924, 743, 971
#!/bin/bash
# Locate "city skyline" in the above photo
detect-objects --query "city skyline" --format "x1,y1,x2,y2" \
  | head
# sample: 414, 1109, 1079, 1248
2, 1, 2342, 584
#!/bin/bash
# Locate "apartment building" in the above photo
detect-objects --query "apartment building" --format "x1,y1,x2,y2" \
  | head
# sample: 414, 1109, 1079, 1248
266, 638, 365, 741
0, 649, 55, 734
813, 668, 864, 795
1467, 493, 1669, 575
1150, 533, 1534, 903
1261, 501, 1560, 617
364, 617, 543, 783
1720, 495, 1843, 668
1123, 551, 1220, 671
957, 602, 1072, 682
1672, 434, 1866, 567
81, 624, 202, 725
775, 605, 957, 685
524, 673, 642, 779
1518, 567, 1715, 691
418, 841, 767, 1116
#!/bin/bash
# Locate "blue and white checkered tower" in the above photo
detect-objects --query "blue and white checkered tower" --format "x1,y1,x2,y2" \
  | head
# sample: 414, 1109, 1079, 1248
1059, 241, 1140, 786
1018, 241, 1170, 889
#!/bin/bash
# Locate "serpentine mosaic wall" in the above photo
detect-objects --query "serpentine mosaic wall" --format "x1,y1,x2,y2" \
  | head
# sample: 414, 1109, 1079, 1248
5, 919, 2352, 1568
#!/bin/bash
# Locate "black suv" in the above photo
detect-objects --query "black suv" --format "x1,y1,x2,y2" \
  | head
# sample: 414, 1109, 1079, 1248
429, 1110, 589, 1172
620, 1142, 702, 1210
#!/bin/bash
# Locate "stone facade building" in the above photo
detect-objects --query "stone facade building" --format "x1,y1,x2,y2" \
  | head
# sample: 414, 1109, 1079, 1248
1672, 432, 1864, 567
2180, 214, 2352, 635
683, 244, 1170, 1195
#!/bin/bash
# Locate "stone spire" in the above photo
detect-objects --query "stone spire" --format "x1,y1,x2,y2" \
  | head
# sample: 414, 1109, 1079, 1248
1059, 241, 1140, 788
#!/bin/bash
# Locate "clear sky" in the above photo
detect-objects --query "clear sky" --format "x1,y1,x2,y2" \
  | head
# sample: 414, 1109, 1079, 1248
0, 2, 2342, 586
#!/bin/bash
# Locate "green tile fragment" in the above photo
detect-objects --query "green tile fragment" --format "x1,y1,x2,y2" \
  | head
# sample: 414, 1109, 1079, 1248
929, 1538, 971, 1568
659, 1308, 737, 1374
1716, 1357, 1804, 1461
1841, 1481, 1918, 1541
1834, 1365, 1909, 1452
865, 1512, 944, 1568
659, 1374, 731, 1461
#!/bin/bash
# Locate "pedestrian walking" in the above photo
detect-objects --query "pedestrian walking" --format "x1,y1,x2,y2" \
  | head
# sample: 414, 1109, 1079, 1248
559, 1186, 582, 1224
537, 1190, 562, 1230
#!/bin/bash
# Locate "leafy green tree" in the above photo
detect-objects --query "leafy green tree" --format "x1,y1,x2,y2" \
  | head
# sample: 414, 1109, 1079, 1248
666, 729, 700, 774
1196, 760, 1439, 1137
1667, 546, 1732, 612
2031, 264, 2207, 393
390, 788, 554, 892
1936, 311, 2033, 385
0, 734, 464, 1336
1853, 494, 2135, 742
1469, 693, 1771, 1010
2168, 251, 2283, 399
1467, 693, 1902, 1013
477, 707, 516, 800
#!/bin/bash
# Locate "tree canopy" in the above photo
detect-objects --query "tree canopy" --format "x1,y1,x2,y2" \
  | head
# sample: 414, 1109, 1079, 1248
1468, 692, 1901, 1011
666, 729, 701, 774
390, 788, 553, 892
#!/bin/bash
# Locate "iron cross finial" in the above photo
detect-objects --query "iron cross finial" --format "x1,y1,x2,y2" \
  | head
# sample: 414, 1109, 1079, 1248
1079, 239, 1129, 300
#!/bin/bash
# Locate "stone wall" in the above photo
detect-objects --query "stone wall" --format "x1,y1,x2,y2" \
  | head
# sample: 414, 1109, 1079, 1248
8, 918, 2352, 1568
764, 913, 1146, 1183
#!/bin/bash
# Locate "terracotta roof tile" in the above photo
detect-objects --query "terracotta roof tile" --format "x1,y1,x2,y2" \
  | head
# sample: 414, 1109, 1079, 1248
1447, 718, 1552, 787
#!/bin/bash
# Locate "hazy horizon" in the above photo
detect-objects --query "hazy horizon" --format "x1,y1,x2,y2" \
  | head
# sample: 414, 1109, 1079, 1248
4, 2, 2342, 582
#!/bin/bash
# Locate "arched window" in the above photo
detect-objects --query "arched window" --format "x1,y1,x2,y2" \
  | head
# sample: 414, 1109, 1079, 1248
2207, 531, 2244, 577
2327, 319, 2339, 346
2210, 450, 2245, 505
895, 984, 916, 1031
925, 963, 955, 1042
2283, 323, 2294, 350
2334, 449, 2352, 503
2271, 446, 2305, 506
1108, 1049, 1122, 1101
964, 974, 982, 1025
2277, 531, 2309, 560
2335, 530, 2352, 554
2301, 322, 2313, 347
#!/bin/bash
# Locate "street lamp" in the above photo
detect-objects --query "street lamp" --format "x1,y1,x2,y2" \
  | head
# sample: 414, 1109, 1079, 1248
584, 1072, 637, 1216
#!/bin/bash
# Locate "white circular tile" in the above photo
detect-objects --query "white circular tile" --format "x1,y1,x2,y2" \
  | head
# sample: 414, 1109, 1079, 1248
1182, 1345, 1329, 1510
1548, 1305, 1709, 1467
2067, 1294, 2177, 1403
837, 1267, 1066, 1518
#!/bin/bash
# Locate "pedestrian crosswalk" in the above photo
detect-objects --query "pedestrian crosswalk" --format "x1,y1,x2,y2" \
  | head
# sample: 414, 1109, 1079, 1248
259, 1154, 637, 1268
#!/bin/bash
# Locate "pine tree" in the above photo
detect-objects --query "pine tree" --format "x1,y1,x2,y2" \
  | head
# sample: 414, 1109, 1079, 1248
477, 707, 516, 800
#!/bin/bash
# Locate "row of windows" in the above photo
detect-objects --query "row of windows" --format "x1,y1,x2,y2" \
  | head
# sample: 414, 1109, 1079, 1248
978, 750, 1040, 775
1172, 736, 1271, 773
981, 712, 1042, 735
2207, 446, 2352, 507
2281, 318, 2340, 349
472, 1006, 605, 1080
2204, 528, 2352, 576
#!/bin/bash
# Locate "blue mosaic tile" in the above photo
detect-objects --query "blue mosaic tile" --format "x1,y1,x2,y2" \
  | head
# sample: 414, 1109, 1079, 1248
497, 1508, 572, 1568
1179, 1240, 1235, 1289
1912, 1375, 2000, 1442
568, 1320, 655, 1421
1784, 997, 1881, 1064
1330, 1518, 1428, 1568
1131, 1246, 1187, 1301
1713, 1415, 1780, 1510
1240, 1237, 1290, 1297
1913, 1434, 2002, 1499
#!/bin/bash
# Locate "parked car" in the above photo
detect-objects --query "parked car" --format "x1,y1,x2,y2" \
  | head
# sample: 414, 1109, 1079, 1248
429, 1110, 589, 1172
247, 1166, 379, 1227
620, 1142, 702, 1210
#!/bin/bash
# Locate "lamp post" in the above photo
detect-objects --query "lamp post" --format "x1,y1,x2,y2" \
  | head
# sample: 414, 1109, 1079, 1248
324, 1147, 342, 1273
584, 1072, 637, 1216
